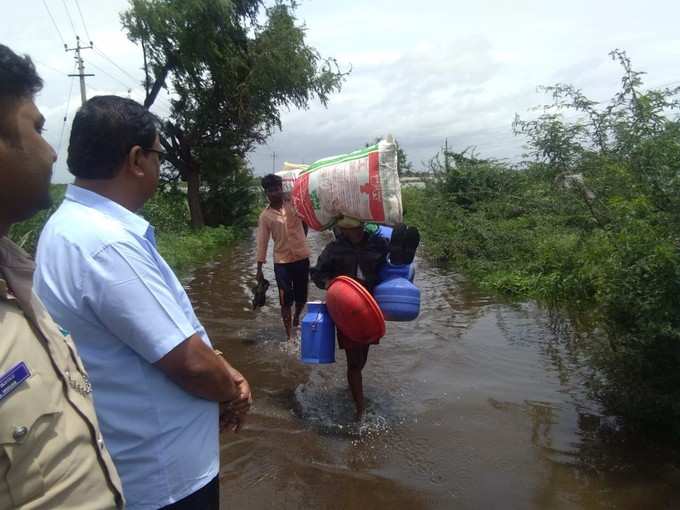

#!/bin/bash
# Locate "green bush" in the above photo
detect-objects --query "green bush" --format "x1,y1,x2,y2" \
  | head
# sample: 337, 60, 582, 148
156, 225, 239, 275
9, 186, 243, 275
405, 51, 680, 441
141, 189, 191, 233
8, 185, 66, 254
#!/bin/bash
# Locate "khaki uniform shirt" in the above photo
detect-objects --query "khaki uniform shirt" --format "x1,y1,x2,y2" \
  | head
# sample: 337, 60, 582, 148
0, 238, 124, 509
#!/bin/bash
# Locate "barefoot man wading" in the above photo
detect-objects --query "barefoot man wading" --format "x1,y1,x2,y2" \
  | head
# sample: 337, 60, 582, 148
255, 174, 311, 340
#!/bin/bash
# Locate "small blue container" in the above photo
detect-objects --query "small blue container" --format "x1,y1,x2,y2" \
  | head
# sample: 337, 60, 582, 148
373, 277, 421, 321
301, 301, 336, 364
377, 224, 393, 240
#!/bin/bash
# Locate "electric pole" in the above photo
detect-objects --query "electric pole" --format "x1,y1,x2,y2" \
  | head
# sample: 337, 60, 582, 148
272, 151, 277, 172
65, 36, 94, 105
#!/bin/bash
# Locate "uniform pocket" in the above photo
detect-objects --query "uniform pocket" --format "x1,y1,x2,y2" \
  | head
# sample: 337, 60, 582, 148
0, 372, 62, 507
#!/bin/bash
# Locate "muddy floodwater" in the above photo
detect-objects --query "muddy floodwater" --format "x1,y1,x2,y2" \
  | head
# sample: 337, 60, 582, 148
184, 231, 680, 509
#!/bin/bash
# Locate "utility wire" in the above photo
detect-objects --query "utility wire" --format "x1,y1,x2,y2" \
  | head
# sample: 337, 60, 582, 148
57, 66, 77, 156
89, 50, 174, 113
93, 47, 143, 85
60, 0, 79, 38
33, 58, 71, 76
42, 0, 66, 46
648, 79, 680, 90
89, 41, 175, 114
87, 59, 136, 91
73, 0, 92, 42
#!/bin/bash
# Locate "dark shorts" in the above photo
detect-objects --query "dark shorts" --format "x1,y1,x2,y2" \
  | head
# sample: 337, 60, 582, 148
273, 258, 310, 307
159, 476, 219, 510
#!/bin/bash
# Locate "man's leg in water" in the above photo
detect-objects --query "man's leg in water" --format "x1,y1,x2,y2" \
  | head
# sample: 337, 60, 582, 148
345, 345, 370, 419
292, 258, 310, 328
293, 303, 305, 328
275, 262, 295, 340
280, 298, 293, 340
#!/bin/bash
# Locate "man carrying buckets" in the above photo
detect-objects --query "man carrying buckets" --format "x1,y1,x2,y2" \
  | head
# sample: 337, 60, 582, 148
311, 217, 419, 419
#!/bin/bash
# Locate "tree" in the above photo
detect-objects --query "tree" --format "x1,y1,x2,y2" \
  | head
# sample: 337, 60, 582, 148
122, 0, 346, 227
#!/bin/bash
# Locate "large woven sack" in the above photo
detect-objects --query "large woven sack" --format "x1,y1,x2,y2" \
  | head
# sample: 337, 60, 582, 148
292, 135, 402, 230
275, 162, 308, 194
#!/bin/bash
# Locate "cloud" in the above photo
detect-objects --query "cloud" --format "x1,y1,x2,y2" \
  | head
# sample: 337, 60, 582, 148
248, 35, 538, 172
6, 0, 679, 181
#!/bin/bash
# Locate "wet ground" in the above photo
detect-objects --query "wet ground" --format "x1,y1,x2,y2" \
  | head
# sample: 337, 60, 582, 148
184, 231, 680, 509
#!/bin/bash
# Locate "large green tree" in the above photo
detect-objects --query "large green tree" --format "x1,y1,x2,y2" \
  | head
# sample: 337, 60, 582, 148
122, 0, 346, 227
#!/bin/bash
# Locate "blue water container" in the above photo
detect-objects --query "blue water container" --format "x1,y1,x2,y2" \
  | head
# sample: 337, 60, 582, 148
301, 301, 336, 363
373, 277, 421, 321
378, 261, 416, 283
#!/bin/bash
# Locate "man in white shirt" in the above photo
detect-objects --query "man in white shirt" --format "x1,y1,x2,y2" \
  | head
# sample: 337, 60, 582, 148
34, 95, 251, 510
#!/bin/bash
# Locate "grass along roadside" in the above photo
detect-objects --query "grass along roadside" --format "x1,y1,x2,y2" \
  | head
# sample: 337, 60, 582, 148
8, 184, 246, 276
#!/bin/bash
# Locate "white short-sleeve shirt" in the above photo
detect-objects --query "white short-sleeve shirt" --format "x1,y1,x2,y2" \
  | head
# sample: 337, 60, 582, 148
34, 185, 219, 510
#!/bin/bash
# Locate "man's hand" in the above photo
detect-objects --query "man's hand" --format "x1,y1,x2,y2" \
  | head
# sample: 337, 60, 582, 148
155, 335, 242, 402
219, 404, 242, 432
219, 375, 252, 433
228, 375, 253, 415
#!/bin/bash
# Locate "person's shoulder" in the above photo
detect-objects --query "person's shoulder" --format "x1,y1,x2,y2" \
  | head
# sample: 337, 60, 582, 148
42, 201, 129, 253
258, 207, 274, 222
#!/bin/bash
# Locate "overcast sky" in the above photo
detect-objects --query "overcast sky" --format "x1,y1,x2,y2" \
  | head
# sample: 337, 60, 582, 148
4, 0, 680, 182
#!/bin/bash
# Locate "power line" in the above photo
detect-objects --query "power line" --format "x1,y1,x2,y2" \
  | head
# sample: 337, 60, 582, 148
87, 59, 135, 91
73, 0, 92, 42
61, 0, 79, 38
88, 53, 174, 113
42, 0, 66, 46
648, 79, 680, 90
90, 39, 175, 113
93, 47, 142, 85
33, 58, 70, 76
89, 45, 175, 113
57, 67, 77, 156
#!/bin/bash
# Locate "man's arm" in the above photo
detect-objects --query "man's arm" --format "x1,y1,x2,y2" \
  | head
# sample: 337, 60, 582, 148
84, 242, 252, 410
310, 244, 336, 290
255, 214, 269, 281
154, 334, 247, 404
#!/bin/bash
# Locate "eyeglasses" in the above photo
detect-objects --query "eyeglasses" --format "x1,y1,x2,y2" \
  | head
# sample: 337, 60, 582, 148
143, 148, 167, 163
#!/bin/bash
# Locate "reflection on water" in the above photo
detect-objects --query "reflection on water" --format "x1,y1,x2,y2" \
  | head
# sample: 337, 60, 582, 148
184, 230, 680, 509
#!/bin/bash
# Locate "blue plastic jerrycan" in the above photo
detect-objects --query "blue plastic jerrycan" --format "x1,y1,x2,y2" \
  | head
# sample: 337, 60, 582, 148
378, 260, 416, 283
374, 225, 416, 281
374, 276, 421, 321
300, 301, 336, 364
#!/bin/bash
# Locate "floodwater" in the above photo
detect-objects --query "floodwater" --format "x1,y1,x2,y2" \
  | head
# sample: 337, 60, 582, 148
185, 231, 680, 509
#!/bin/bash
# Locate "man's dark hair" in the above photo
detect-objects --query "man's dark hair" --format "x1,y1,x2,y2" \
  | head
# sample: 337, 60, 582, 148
68, 95, 159, 179
0, 44, 43, 140
261, 173, 282, 190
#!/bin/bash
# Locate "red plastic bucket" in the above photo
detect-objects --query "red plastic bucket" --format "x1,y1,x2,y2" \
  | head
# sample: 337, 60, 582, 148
326, 276, 385, 343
